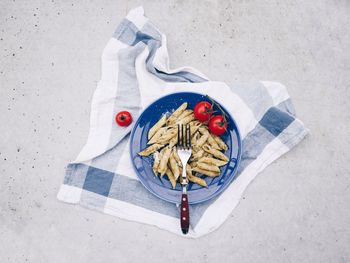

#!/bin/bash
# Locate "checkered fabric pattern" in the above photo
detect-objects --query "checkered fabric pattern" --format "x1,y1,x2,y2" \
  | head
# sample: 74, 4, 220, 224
57, 7, 308, 238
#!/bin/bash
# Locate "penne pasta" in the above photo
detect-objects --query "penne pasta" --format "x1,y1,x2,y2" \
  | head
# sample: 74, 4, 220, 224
172, 148, 182, 167
148, 115, 167, 140
148, 127, 167, 145
207, 133, 221, 150
158, 147, 172, 176
167, 102, 188, 124
190, 149, 204, 161
156, 127, 177, 145
178, 113, 195, 125
192, 145, 201, 153
138, 144, 163, 156
189, 132, 200, 149
169, 150, 180, 180
199, 126, 220, 149
196, 133, 208, 147
180, 109, 193, 118
189, 121, 202, 134
212, 134, 228, 151
168, 136, 178, 148
157, 147, 166, 175
188, 174, 207, 187
203, 144, 229, 162
191, 132, 198, 146
197, 162, 220, 173
190, 162, 197, 168
198, 157, 228, 167
203, 152, 212, 158
168, 109, 193, 125
198, 126, 209, 135
166, 167, 177, 189
192, 167, 220, 177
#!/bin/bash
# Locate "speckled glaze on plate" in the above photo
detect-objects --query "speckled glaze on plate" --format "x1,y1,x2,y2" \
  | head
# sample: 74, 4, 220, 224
130, 92, 241, 204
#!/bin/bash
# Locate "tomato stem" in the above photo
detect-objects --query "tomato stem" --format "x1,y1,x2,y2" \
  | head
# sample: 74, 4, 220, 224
205, 95, 228, 122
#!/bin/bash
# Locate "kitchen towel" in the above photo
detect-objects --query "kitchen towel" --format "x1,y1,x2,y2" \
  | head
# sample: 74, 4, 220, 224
57, 6, 308, 238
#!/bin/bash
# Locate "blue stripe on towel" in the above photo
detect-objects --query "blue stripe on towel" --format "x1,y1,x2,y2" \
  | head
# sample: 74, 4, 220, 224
259, 107, 295, 137
64, 164, 89, 188
237, 124, 275, 174
64, 163, 179, 219
107, 43, 145, 149
83, 166, 114, 197
113, 19, 139, 45
109, 173, 179, 218
277, 119, 308, 149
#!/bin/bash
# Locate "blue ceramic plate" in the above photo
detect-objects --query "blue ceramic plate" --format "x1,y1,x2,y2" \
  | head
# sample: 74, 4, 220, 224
130, 92, 241, 204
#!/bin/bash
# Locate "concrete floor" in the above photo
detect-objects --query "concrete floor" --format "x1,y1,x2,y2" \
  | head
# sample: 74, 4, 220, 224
1, 0, 349, 262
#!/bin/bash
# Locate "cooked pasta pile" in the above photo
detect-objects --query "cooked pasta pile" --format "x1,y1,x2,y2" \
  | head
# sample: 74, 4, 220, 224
138, 102, 229, 188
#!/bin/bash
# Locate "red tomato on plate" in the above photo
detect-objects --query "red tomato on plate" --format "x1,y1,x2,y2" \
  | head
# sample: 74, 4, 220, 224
115, 111, 132, 127
193, 101, 213, 122
208, 115, 228, 136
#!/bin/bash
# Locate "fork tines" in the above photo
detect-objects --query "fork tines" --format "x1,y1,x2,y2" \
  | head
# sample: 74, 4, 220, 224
177, 124, 191, 149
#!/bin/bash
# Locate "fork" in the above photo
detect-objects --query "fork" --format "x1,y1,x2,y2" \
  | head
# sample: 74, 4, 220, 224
177, 124, 192, 234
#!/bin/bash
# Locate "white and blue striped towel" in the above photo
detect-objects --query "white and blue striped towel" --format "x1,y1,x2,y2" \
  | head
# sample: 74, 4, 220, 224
57, 6, 308, 238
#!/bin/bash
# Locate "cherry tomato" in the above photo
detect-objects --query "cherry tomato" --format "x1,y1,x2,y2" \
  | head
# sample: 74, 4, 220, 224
193, 101, 213, 122
208, 115, 228, 136
115, 111, 132, 127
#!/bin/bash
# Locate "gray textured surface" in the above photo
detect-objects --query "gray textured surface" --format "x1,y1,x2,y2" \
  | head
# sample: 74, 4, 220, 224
1, 0, 349, 262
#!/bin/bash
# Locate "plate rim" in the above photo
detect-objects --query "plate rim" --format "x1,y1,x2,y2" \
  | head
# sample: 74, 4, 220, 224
129, 91, 242, 204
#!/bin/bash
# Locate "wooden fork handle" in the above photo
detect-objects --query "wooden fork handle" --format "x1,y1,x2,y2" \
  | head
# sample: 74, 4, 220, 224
180, 193, 189, 234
